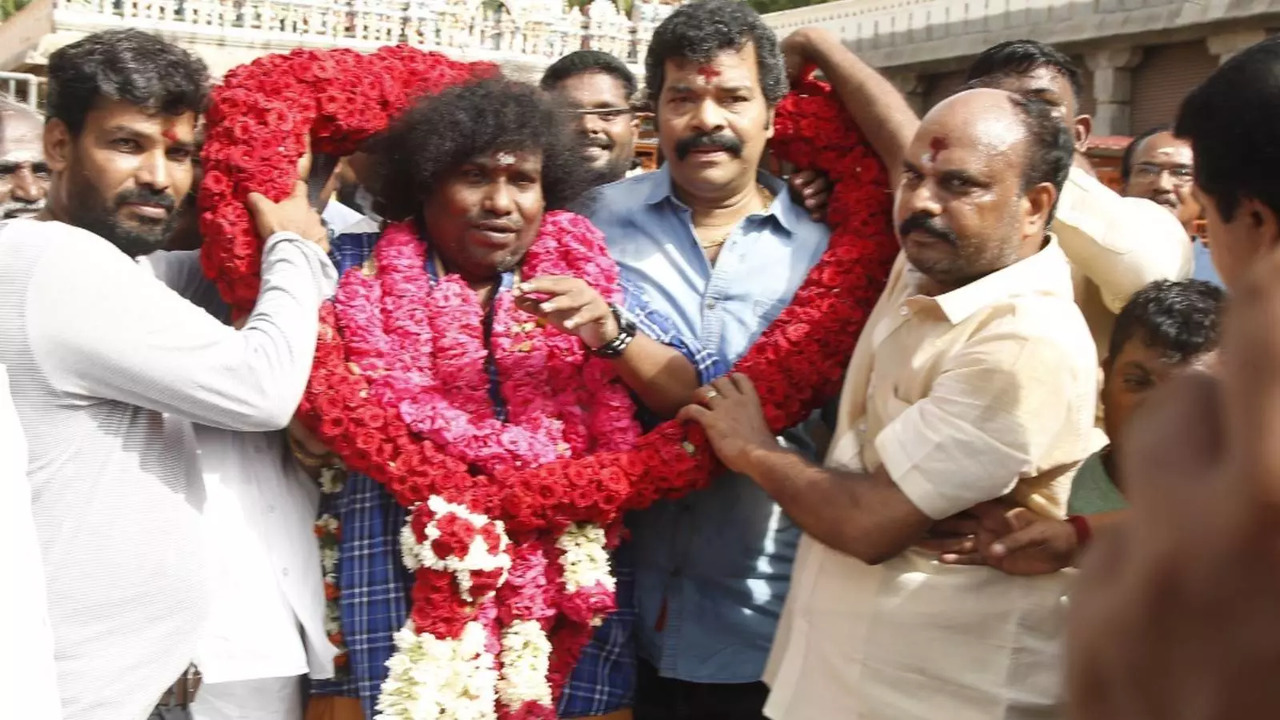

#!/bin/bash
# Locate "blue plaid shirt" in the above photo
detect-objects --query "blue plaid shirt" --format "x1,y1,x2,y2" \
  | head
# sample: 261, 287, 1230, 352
311, 229, 724, 717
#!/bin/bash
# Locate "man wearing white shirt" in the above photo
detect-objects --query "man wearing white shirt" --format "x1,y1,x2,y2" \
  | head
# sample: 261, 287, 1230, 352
0, 364, 61, 720
191, 427, 337, 719
682, 90, 1098, 719
139, 245, 339, 720
0, 29, 335, 720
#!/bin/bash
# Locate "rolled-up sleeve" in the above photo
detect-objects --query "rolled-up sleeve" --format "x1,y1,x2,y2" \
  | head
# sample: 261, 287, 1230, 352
873, 326, 1089, 520
619, 275, 727, 384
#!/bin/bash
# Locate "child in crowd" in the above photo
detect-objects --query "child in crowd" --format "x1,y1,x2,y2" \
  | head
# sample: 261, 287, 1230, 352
940, 279, 1226, 574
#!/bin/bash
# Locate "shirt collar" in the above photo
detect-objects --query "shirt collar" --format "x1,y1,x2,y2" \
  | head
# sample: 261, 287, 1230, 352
644, 165, 801, 237
904, 235, 1073, 326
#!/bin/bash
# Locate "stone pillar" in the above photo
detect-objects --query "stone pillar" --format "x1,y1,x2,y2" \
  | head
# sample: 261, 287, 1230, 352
1086, 46, 1143, 137
1207, 30, 1268, 65
886, 72, 925, 116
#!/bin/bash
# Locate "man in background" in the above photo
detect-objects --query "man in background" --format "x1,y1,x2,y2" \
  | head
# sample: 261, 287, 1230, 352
1121, 127, 1219, 286
0, 97, 48, 219
542, 50, 642, 186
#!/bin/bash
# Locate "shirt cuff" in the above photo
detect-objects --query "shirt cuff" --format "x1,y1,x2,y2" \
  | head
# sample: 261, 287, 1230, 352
874, 425, 958, 520
263, 231, 339, 300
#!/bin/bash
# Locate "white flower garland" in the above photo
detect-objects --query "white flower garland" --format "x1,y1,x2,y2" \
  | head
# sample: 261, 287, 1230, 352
400, 496, 511, 602
379, 504, 617, 719
495, 620, 553, 709
556, 523, 614, 594
376, 621, 499, 720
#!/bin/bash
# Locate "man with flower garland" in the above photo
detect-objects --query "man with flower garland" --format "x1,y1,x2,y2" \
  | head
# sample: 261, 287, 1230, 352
583, 2, 918, 718
304, 78, 725, 720
683, 88, 1096, 719
0, 29, 337, 720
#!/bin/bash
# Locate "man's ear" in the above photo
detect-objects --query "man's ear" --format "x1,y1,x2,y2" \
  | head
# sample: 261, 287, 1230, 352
1074, 114, 1093, 155
765, 106, 776, 140
1242, 196, 1280, 249
1024, 181, 1059, 238
44, 118, 73, 174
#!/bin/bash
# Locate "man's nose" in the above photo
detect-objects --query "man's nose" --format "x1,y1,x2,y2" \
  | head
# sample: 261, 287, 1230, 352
11, 166, 46, 202
135, 149, 171, 192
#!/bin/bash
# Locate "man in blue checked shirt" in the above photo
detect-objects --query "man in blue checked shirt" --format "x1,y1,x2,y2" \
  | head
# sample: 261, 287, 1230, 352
305, 79, 725, 720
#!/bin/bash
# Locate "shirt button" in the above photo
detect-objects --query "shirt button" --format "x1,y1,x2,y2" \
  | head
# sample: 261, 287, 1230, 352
898, 305, 909, 316
281, 568, 290, 578
266, 504, 277, 514
705, 298, 717, 310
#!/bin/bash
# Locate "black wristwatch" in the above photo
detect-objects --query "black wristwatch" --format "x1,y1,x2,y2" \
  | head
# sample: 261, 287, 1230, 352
592, 304, 638, 358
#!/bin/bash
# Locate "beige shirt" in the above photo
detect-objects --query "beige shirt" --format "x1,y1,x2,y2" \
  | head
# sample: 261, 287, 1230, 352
1054, 166, 1192, 359
763, 239, 1098, 720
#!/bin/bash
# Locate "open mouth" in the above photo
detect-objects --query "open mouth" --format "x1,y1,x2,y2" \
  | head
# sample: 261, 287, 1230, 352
472, 221, 519, 245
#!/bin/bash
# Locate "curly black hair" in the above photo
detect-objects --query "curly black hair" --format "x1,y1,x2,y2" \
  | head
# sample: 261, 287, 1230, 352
1109, 279, 1226, 364
966, 40, 1084, 110
540, 50, 637, 100
644, 0, 787, 108
46, 29, 209, 136
372, 79, 595, 222
1121, 125, 1174, 183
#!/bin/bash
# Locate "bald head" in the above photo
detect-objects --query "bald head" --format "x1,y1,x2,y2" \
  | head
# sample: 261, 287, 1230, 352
0, 98, 48, 219
894, 88, 1073, 291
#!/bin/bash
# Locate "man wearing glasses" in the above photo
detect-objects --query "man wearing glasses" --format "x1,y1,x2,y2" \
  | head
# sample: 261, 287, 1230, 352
541, 50, 643, 188
1122, 127, 1220, 286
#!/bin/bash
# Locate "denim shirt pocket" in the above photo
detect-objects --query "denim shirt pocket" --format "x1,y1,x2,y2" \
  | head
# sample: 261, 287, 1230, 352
752, 297, 791, 330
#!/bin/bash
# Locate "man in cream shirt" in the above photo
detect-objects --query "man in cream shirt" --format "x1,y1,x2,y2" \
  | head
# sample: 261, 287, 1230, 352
783, 31, 1190, 362
962, 39, 1192, 357
680, 90, 1098, 718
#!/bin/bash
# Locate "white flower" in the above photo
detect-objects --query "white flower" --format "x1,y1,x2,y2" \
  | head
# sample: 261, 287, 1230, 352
496, 619, 553, 708
556, 523, 613, 593
319, 464, 347, 494
376, 620, 499, 720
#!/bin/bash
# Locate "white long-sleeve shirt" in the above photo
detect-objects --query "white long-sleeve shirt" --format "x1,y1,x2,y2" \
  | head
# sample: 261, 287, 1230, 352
141, 247, 339, 686
0, 218, 336, 720
0, 365, 61, 720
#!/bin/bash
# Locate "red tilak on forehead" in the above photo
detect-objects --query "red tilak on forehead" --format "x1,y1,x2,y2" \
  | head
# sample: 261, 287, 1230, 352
162, 128, 179, 143
928, 136, 948, 162
696, 65, 720, 82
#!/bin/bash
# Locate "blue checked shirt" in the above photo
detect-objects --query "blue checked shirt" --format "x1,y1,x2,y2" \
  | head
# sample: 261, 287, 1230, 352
310, 228, 724, 718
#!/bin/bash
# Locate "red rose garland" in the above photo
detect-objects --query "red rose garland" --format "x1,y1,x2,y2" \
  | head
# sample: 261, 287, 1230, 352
200, 47, 898, 716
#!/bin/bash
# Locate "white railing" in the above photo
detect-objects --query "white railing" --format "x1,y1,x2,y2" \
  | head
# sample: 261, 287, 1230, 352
53, 0, 675, 65
0, 71, 42, 109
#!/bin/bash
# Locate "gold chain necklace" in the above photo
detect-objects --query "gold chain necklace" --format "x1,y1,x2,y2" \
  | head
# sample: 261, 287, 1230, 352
697, 183, 776, 251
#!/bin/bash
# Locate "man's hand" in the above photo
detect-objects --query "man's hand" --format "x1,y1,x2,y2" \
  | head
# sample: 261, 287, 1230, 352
780, 27, 841, 82
914, 511, 981, 554
247, 180, 329, 252
937, 501, 1077, 575
513, 276, 619, 350
788, 170, 831, 222
677, 373, 779, 474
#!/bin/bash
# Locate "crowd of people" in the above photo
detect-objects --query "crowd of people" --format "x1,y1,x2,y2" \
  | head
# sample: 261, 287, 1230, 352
2, 1, 1279, 719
